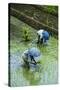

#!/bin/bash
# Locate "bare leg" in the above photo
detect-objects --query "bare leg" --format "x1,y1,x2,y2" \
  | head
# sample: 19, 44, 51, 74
23, 56, 30, 69
40, 38, 43, 44
37, 35, 40, 44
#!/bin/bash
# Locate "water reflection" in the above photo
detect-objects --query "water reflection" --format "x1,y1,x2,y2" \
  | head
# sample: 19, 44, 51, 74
22, 64, 41, 85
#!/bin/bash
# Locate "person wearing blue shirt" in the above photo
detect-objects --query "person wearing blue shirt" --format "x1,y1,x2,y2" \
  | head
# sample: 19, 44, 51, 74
22, 47, 40, 68
37, 29, 49, 44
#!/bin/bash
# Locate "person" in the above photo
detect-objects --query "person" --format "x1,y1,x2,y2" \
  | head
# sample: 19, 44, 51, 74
22, 50, 30, 68
22, 47, 40, 68
37, 29, 49, 44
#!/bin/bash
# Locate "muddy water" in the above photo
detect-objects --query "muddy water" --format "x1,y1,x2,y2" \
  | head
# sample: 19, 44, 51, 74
9, 16, 58, 86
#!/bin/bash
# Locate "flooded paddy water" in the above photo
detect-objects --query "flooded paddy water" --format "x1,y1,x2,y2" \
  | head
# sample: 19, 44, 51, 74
9, 16, 58, 86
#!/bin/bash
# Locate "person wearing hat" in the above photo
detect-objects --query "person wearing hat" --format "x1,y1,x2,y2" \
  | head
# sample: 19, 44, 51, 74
22, 47, 40, 68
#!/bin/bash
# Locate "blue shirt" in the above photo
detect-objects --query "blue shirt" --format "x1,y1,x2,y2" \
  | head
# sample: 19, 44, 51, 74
42, 31, 49, 40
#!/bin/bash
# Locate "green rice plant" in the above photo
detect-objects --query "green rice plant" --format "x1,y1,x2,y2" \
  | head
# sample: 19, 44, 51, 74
22, 26, 30, 41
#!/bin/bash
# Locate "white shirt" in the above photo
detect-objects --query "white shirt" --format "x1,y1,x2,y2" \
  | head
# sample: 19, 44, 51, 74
22, 50, 31, 62
22, 50, 28, 61
37, 29, 44, 39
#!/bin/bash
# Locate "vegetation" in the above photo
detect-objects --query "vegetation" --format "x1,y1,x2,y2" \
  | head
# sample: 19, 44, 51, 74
22, 26, 30, 41
40, 6, 58, 16
10, 16, 58, 86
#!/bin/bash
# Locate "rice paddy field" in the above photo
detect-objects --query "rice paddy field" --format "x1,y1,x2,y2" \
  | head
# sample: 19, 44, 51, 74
9, 16, 58, 86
